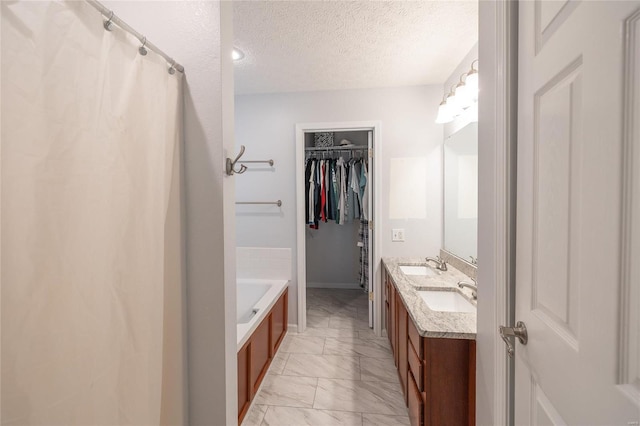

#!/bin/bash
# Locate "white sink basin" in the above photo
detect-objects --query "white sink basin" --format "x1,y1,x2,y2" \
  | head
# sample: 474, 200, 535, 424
399, 265, 436, 277
418, 290, 476, 313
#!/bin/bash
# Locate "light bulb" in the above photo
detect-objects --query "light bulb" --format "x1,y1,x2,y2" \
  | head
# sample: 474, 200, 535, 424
455, 83, 473, 109
467, 101, 478, 123
435, 100, 453, 124
447, 92, 463, 117
465, 70, 478, 100
232, 48, 245, 61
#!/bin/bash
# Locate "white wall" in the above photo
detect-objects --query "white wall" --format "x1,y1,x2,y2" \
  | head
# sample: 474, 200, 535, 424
101, 2, 237, 425
236, 247, 292, 281
235, 85, 443, 323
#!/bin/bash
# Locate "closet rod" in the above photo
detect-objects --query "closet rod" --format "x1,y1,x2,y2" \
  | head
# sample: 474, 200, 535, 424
236, 200, 282, 207
305, 146, 368, 151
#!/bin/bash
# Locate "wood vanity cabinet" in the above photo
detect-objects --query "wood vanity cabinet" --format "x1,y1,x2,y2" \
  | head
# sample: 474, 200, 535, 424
383, 268, 476, 426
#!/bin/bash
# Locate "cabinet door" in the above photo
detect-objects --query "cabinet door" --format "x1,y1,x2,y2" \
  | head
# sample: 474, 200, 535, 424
408, 374, 424, 426
384, 269, 389, 301
250, 316, 271, 395
385, 299, 390, 347
237, 344, 250, 422
423, 338, 472, 426
384, 271, 389, 343
271, 289, 288, 354
389, 281, 397, 366
397, 295, 408, 403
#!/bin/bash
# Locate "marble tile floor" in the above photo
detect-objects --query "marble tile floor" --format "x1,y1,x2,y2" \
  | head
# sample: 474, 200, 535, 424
242, 288, 410, 426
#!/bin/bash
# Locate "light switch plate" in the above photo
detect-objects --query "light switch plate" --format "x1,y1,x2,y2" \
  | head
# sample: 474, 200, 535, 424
392, 229, 405, 242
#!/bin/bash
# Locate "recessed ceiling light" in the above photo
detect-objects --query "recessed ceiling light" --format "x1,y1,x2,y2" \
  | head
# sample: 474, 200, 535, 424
232, 48, 245, 61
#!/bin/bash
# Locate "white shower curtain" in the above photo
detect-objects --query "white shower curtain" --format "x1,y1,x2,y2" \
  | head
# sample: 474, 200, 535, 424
1, 1, 184, 425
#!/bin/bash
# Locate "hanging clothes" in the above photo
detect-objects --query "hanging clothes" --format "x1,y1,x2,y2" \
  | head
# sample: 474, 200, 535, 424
337, 157, 347, 224
304, 154, 369, 228
312, 159, 322, 228
360, 160, 368, 221
320, 160, 327, 222
324, 160, 331, 221
329, 159, 339, 221
350, 159, 361, 221
305, 159, 313, 224
359, 220, 369, 291
344, 161, 353, 222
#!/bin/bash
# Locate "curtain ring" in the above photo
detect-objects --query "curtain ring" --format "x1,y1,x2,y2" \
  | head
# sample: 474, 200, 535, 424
103, 10, 114, 31
168, 58, 176, 75
139, 37, 148, 56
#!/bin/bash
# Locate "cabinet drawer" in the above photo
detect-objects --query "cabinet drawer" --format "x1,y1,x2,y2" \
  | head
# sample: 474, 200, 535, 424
408, 316, 422, 357
408, 374, 424, 426
408, 340, 423, 392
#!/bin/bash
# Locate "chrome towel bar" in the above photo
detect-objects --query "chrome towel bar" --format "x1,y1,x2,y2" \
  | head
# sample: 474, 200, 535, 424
240, 159, 275, 167
236, 200, 282, 207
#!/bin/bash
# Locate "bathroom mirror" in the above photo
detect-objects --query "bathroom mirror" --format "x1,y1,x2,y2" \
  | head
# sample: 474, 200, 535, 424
443, 122, 478, 263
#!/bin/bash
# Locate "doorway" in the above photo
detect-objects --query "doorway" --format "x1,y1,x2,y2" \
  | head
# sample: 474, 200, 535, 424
295, 121, 382, 336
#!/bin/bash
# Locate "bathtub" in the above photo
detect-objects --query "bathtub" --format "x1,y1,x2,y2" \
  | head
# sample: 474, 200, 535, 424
237, 278, 289, 349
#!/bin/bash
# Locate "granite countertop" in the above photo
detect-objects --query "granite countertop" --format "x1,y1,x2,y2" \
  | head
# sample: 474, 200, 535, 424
382, 257, 477, 340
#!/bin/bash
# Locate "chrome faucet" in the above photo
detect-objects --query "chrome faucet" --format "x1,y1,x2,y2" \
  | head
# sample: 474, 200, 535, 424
425, 256, 448, 271
458, 278, 477, 300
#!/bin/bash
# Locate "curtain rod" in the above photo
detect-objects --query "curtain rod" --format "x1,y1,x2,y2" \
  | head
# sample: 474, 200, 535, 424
85, 0, 185, 73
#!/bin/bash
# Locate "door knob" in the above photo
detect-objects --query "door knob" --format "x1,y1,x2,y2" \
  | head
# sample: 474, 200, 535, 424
499, 321, 528, 358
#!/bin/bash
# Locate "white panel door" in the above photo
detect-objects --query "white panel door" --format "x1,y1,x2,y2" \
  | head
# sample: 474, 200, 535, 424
515, 1, 640, 424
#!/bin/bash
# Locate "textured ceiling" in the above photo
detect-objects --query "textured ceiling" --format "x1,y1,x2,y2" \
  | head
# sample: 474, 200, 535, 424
233, 1, 478, 95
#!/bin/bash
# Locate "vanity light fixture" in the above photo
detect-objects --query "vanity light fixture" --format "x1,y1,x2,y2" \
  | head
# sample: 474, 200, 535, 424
435, 59, 479, 124
232, 47, 245, 61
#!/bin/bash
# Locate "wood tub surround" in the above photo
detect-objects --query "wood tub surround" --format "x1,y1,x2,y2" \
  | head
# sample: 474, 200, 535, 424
383, 262, 476, 426
237, 288, 288, 424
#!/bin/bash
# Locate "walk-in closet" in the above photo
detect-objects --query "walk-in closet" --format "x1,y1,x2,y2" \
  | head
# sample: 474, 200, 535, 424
303, 130, 374, 329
